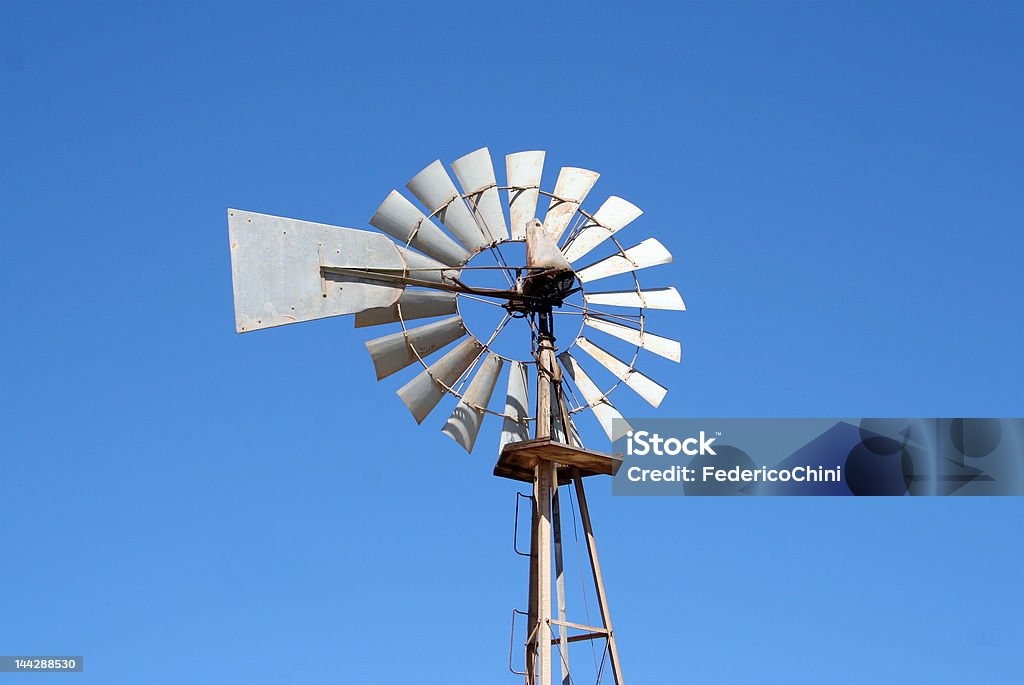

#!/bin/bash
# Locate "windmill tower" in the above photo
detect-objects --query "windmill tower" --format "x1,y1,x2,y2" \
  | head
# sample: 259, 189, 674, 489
228, 148, 684, 684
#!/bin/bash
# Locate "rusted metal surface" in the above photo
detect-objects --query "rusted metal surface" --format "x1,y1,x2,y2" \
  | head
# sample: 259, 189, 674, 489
543, 166, 600, 244
506, 150, 545, 240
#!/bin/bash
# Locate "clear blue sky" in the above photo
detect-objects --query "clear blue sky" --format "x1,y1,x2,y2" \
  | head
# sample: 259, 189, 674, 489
2, 2, 1022, 683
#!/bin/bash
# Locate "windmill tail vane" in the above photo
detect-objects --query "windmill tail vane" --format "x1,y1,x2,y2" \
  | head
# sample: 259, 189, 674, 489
227, 147, 685, 684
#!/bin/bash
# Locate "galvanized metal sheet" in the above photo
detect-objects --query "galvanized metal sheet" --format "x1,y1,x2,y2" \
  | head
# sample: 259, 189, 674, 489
575, 238, 673, 283
364, 315, 466, 380
354, 289, 458, 328
499, 361, 531, 451
397, 337, 483, 424
562, 196, 643, 264
584, 316, 681, 362
526, 219, 572, 271
441, 352, 504, 452
370, 190, 470, 266
406, 160, 489, 251
585, 287, 686, 311
558, 352, 632, 441
543, 167, 600, 244
575, 337, 667, 408
452, 148, 509, 243
506, 151, 545, 240
228, 209, 404, 333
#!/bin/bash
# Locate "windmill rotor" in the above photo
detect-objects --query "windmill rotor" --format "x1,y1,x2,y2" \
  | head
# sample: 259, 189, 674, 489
229, 146, 684, 453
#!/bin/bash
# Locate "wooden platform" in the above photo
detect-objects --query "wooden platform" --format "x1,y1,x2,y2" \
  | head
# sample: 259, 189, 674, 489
494, 438, 623, 484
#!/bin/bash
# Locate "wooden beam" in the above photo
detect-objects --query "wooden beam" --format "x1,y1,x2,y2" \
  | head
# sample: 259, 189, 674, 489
572, 468, 625, 685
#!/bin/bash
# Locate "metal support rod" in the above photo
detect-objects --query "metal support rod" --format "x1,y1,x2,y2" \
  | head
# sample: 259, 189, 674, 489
552, 483, 570, 685
571, 468, 624, 685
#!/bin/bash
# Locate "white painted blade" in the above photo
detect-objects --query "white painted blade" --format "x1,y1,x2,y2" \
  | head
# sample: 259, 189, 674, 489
562, 196, 643, 264
585, 287, 686, 311
506, 151, 545, 240
407, 160, 489, 251
584, 316, 681, 362
452, 148, 509, 243
228, 209, 405, 333
576, 238, 673, 283
354, 289, 457, 328
558, 352, 632, 441
364, 315, 466, 380
544, 167, 600, 244
441, 353, 504, 452
575, 337, 667, 408
499, 361, 531, 451
397, 337, 483, 424
370, 190, 470, 266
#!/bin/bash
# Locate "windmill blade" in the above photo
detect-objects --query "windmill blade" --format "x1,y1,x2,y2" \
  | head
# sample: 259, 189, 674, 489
397, 338, 483, 424
228, 209, 405, 333
499, 361, 531, 450
544, 167, 600, 244
575, 238, 673, 283
364, 315, 466, 380
506, 151, 545, 240
441, 353, 504, 452
558, 352, 632, 441
354, 290, 457, 328
407, 160, 489, 252
452, 148, 509, 243
584, 316, 681, 362
585, 287, 686, 311
562, 196, 643, 263
575, 337, 667, 408
370, 190, 470, 266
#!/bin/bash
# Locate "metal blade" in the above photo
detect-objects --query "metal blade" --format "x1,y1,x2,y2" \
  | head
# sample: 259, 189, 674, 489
575, 337, 667, 408
370, 190, 470, 266
407, 160, 489, 252
499, 361, 531, 450
544, 167, 600, 244
558, 352, 632, 441
397, 337, 483, 424
228, 209, 404, 333
452, 148, 509, 243
585, 287, 686, 311
575, 238, 672, 283
354, 289, 457, 328
561, 196, 642, 264
506, 151, 545, 240
441, 353, 504, 452
584, 316, 681, 362
364, 315, 466, 380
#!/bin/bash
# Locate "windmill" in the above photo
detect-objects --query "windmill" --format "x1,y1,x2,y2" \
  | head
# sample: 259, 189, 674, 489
227, 148, 684, 684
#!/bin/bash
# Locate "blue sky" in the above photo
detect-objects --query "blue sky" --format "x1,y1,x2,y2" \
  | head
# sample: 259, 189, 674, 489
2, 1, 1022, 683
